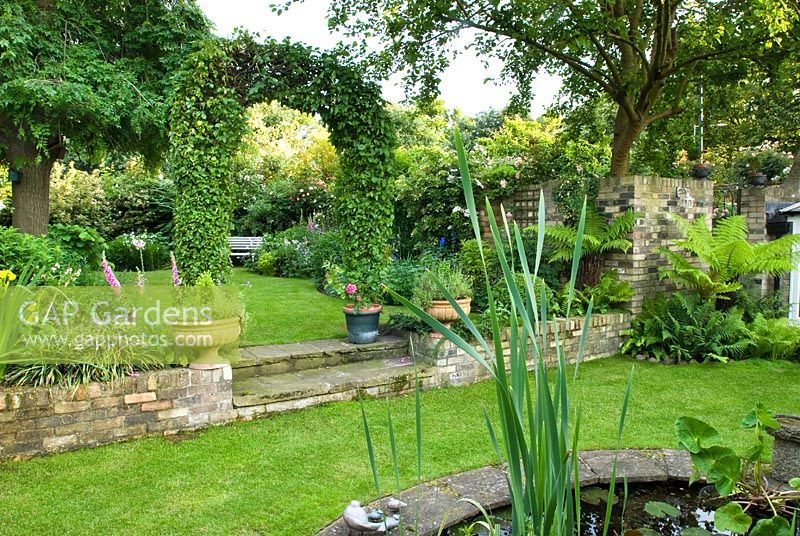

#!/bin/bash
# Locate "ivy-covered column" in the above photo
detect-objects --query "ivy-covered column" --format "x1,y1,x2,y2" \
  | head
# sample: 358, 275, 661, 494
325, 70, 396, 279
169, 40, 246, 284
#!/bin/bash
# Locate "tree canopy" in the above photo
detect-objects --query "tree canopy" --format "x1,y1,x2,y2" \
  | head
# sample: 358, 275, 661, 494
297, 0, 800, 176
0, 0, 210, 234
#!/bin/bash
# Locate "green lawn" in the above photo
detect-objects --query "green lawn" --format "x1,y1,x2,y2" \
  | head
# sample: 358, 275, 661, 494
0, 357, 798, 535
107, 268, 405, 346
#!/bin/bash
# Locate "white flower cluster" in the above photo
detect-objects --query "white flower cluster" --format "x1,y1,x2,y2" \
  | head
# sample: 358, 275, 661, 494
452, 206, 471, 218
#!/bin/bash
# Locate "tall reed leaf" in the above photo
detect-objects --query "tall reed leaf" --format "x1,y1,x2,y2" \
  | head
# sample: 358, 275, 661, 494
359, 397, 381, 497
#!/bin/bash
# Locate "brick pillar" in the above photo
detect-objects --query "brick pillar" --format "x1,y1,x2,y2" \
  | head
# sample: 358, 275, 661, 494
740, 186, 766, 244
597, 176, 714, 313
478, 181, 561, 242
739, 186, 768, 294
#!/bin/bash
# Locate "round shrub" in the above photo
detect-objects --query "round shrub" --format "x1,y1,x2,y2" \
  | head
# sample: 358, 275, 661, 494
47, 223, 106, 268
105, 232, 171, 271
255, 251, 276, 276
49, 161, 111, 231
307, 229, 343, 286
104, 162, 176, 237
248, 225, 342, 282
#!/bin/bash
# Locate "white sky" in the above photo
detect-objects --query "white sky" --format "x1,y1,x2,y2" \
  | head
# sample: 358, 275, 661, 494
196, 0, 562, 117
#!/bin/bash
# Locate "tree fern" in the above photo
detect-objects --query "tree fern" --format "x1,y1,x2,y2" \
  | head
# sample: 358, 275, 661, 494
532, 206, 636, 262
659, 214, 800, 299
530, 206, 636, 286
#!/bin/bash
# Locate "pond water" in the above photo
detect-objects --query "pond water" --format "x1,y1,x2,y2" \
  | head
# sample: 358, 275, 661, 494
446, 482, 797, 536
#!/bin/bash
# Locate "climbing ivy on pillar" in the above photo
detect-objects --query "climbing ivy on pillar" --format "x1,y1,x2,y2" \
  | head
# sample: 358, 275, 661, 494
169, 39, 247, 284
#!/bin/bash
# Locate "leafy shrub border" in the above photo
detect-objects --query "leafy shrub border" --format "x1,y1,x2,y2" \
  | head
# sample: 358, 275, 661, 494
169, 35, 396, 283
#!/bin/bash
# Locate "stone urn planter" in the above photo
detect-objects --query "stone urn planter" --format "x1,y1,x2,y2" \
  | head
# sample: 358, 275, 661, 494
343, 304, 381, 344
425, 298, 471, 329
171, 316, 241, 370
767, 414, 800, 482
691, 163, 711, 179
748, 171, 767, 186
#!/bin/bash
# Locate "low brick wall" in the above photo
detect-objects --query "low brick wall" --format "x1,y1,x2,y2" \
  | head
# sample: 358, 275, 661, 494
412, 312, 631, 387
0, 366, 236, 460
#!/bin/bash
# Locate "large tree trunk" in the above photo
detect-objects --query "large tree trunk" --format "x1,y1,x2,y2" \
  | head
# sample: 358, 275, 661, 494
8, 136, 63, 236
610, 107, 644, 177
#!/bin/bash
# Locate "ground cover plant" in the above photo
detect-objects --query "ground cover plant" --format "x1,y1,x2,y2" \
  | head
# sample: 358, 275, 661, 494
0, 358, 797, 535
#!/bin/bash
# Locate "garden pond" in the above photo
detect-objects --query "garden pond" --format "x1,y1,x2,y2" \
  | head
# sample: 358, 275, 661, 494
447, 481, 799, 536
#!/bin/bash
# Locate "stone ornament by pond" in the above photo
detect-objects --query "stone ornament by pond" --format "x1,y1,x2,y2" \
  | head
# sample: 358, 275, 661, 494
768, 414, 800, 483
318, 449, 695, 536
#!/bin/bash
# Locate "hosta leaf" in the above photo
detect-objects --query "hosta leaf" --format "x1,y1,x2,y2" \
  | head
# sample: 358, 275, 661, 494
681, 528, 713, 536
675, 417, 722, 453
741, 403, 780, 430
714, 502, 752, 534
749, 516, 791, 536
644, 501, 680, 519
581, 486, 618, 505
706, 454, 741, 496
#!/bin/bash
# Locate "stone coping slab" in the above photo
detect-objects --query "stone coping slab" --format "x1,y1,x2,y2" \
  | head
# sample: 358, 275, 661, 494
236, 336, 407, 368
233, 356, 430, 407
316, 449, 692, 536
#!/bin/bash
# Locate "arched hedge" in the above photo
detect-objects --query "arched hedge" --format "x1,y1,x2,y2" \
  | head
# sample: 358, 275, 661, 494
169, 34, 396, 283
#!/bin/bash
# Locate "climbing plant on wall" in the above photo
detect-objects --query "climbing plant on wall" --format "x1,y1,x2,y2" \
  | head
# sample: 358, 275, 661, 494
170, 33, 396, 284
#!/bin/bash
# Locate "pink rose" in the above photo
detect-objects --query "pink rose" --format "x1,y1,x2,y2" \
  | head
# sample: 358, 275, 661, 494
345, 283, 357, 296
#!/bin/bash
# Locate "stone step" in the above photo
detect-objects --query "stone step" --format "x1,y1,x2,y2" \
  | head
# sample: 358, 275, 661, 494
233, 336, 408, 381
232, 356, 432, 411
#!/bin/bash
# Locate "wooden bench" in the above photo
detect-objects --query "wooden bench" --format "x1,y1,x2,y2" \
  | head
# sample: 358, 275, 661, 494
228, 236, 264, 258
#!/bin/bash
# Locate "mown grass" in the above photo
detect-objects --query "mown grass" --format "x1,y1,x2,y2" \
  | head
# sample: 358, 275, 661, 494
104, 268, 405, 346
0, 357, 797, 535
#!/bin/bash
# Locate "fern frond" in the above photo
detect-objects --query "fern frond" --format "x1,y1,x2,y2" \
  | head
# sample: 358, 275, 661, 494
599, 239, 633, 254
711, 216, 749, 247
605, 209, 637, 241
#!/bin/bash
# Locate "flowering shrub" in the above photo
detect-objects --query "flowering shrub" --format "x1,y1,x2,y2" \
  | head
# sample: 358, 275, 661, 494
247, 225, 343, 284
234, 177, 331, 236
105, 232, 170, 272
0, 227, 83, 286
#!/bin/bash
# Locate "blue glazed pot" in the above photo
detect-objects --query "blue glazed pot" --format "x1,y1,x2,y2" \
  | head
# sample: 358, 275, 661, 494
343, 304, 382, 344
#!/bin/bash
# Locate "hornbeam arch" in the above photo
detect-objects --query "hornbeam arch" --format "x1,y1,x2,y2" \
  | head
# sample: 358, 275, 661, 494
169, 34, 396, 283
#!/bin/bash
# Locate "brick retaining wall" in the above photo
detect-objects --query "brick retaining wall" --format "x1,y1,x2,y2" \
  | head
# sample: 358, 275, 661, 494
0, 366, 236, 460
0, 313, 629, 459
411, 312, 631, 387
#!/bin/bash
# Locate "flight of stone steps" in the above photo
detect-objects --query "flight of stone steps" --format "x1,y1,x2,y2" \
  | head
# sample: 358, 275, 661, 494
232, 336, 431, 416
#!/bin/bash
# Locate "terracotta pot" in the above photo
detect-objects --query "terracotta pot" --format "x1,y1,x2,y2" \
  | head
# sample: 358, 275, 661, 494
342, 303, 382, 315
170, 316, 241, 369
425, 298, 472, 329
343, 304, 382, 344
